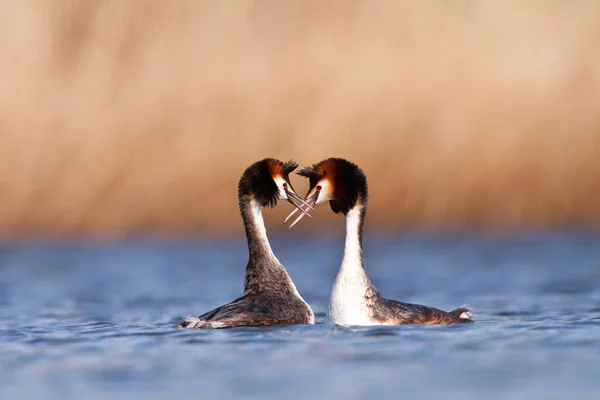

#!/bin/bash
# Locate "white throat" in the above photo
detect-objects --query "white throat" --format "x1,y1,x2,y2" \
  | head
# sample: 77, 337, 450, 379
248, 200, 276, 259
341, 208, 363, 271
326, 206, 377, 326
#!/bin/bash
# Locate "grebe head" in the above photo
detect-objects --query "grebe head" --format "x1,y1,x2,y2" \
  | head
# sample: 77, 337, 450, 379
239, 158, 312, 214
286, 158, 367, 226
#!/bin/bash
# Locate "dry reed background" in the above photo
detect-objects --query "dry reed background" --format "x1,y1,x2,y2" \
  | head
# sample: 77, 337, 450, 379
1, 1, 599, 236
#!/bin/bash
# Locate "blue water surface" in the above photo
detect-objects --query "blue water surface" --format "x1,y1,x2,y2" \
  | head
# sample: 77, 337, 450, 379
1, 231, 599, 399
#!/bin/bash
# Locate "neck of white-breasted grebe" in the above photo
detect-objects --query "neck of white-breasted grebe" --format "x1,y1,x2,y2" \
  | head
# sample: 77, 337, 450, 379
328, 204, 374, 325
340, 206, 366, 275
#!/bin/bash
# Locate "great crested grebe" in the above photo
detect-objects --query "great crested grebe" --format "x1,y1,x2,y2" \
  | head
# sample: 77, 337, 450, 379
287, 157, 472, 326
176, 158, 314, 329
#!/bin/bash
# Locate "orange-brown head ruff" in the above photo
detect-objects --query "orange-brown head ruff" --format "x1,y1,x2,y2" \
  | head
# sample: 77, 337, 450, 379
286, 158, 368, 227
238, 159, 311, 217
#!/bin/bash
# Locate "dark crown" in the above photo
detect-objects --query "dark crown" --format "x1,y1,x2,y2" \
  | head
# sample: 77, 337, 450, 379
298, 158, 368, 215
238, 158, 298, 207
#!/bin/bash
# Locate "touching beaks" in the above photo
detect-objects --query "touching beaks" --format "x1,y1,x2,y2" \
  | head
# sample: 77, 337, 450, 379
285, 188, 312, 219
286, 190, 320, 228
285, 189, 316, 211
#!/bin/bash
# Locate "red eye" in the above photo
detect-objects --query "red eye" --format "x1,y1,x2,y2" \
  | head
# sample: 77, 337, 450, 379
282, 183, 287, 188
316, 185, 322, 191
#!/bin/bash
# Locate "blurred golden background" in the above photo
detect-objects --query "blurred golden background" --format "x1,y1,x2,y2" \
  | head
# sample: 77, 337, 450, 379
1, 1, 599, 236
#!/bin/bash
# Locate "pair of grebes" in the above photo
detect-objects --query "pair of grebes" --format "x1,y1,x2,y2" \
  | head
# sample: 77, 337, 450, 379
177, 158, 472, 329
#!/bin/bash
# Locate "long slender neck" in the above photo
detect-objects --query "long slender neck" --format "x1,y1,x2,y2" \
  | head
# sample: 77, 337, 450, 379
239, 195, 298, 295
239, 196, 276, 261
340, 205, 366, 273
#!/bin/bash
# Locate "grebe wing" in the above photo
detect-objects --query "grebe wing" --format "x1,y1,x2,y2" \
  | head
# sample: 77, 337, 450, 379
374, 298, 471, 325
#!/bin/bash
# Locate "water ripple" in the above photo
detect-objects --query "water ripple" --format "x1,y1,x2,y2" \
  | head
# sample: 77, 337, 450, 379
1, 233, 600, 399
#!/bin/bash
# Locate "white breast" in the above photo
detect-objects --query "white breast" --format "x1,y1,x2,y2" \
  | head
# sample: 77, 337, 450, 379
327, 261, 379, 326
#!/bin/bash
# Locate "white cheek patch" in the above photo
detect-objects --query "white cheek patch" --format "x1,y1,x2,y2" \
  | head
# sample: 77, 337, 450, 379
316, 180, 333, 204
274, 176, 288, 200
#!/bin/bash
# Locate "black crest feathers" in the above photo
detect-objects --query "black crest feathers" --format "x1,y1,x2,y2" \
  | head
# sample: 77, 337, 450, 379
298, 158, 368, 215
238, 158, 298, 208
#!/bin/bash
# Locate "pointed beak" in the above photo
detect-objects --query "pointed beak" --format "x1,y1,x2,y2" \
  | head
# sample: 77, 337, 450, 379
285, 188, 312, 219
285, 188, 316, 211
285, 190, 320, 228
